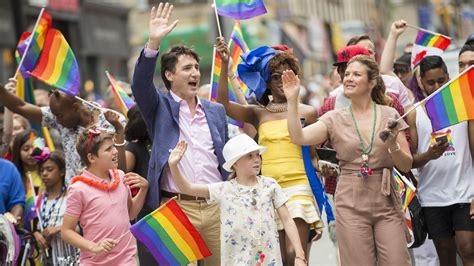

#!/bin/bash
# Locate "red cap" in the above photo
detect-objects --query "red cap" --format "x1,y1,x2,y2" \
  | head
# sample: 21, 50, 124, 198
333, 45, 370, 66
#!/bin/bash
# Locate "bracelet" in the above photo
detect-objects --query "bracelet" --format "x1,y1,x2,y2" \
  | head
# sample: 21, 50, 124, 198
113, 139, 126, 147
228, 74, 237, 80
295, 256, 307, 264
388, 143, 401, 154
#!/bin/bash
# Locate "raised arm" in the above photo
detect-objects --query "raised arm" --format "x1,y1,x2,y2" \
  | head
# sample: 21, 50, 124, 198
0, 78, 42, 124
282, 70, 329, 146
131, 3, 179, 120
228, 58, 249, 105
168, 141, 209, 198
215, 37, 258, 127
380, 20, 407, 75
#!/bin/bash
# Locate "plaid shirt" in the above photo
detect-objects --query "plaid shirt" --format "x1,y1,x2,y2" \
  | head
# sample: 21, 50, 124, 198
317, 93, 410, 195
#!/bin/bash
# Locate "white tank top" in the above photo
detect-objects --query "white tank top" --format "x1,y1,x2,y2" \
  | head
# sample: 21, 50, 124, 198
415, 108, 474, 207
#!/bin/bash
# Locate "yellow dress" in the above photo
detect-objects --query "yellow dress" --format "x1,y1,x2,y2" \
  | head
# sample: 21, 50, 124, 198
258, 119, 322, 229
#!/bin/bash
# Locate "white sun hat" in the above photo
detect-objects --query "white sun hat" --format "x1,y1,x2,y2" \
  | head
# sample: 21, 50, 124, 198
223, 134, 266, 172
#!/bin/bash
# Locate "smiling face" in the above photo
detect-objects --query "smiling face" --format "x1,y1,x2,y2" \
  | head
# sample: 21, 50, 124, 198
343, 61, 376, 98
166, 54, 201, 100
268, 64, 291, 101
233, 150, 262, 176
20, 138, 37, 168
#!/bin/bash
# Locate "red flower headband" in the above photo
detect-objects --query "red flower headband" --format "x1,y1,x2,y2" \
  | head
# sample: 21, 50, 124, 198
85, 127, 104, 155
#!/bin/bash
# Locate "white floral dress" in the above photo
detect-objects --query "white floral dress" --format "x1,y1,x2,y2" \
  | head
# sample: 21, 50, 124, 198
208, 176, 288, 266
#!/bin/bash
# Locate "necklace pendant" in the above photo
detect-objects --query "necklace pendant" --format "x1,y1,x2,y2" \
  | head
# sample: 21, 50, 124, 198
362, 153, 368, 162
357, 156, 373, 179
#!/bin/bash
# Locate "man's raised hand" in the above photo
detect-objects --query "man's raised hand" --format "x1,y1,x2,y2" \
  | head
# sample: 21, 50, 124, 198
148, 3, 179, 50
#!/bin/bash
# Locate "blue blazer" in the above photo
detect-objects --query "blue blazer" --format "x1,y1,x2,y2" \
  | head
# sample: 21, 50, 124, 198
131, 50, 229, 209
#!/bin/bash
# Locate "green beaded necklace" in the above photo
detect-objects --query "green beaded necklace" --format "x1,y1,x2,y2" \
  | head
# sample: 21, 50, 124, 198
349, 101, 377, 179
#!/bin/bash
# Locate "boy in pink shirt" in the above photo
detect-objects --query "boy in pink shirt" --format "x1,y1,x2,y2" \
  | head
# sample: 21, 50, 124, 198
61, 121, 148, 265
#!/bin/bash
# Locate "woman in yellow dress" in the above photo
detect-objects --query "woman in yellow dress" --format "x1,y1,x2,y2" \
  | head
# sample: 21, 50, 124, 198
215, 37, 322, 264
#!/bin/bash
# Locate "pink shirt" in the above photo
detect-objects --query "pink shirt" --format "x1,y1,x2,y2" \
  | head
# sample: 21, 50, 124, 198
65, 169, 136, 265
161, 91, 222, 193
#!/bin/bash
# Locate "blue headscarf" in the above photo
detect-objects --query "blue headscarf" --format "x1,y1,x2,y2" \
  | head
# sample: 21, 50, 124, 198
237, 46, 276, 100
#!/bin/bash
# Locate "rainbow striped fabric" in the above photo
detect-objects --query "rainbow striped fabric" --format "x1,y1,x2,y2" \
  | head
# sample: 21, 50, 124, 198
215, 0, 267, 20
28, 29, 80, 96
411, 30, 451, 68
106, 71, 135, 117
425, 66, 474, 131
210, 47, 244, 127
16, 11, 52, 76
392, 169, 416, 211
229, 21, 250, 95
130, 198, 212, 265
16, 32, 37, 105
24, 176, 41, 231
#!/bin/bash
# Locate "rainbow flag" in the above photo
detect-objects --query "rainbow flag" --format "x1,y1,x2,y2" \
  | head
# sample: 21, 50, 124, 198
210, 47, 244, 128
24, 175, 41, 231
16, 33, 37, 105
215, 0, 267, 20
28, 29, 80, 96
130, 198, 212, 265
16, 10, 52, 76
106, 71, 135, 117
411, 29, 451, 68
425, 66, 474, 131
229, 21, 250, 96
392, 169, 416, 211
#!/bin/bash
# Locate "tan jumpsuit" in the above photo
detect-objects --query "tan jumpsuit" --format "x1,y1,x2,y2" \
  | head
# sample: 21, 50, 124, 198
319, 105, 411, 266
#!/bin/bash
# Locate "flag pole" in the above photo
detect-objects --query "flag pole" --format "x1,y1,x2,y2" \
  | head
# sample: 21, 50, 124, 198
405, 24, 452, 40
396, 65, 474, 121
212, 1, 223, 37
13, 8, 45, 80
27, 171, 49, 257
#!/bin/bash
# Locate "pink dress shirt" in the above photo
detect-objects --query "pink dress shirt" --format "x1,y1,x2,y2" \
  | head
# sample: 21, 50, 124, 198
160, 91, 222, 193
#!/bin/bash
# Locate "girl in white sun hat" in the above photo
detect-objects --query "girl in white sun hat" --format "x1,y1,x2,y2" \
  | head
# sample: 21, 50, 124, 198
168, 134, 306, 266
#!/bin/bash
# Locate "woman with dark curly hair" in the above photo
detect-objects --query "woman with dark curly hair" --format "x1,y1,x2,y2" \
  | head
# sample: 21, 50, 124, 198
216, 37, 321, 264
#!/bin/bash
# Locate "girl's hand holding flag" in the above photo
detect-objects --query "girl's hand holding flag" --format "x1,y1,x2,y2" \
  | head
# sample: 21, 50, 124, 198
4, 78, 17, 94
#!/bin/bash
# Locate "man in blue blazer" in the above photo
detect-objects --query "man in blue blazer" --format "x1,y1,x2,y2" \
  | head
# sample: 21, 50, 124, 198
131, 3, 227, 264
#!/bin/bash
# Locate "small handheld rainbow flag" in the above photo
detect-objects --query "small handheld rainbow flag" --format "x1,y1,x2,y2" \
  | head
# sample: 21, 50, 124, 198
214, 0, 267, 20
392, 168, 416, 211
105, 71, 135, 117
16, 10, 52, 77
411, 29, 451, 68
210, 47, 244, 128
28, 29, 80, 96
24, 174, 42, 231
229, 21, 250, 96
425, 65, 474, 132
130, 198, 211, 265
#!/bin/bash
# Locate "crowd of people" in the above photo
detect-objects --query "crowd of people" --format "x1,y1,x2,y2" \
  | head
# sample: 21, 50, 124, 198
0, 2, 473, 265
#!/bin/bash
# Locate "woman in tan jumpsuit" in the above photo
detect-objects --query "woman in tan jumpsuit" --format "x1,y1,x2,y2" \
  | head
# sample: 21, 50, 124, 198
283, 55, 412, 265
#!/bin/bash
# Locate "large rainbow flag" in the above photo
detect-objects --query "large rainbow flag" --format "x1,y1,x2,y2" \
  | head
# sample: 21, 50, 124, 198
392, 169, 416, 211
105, 71, 135, 117
210, 47, 244, 127
411, 29, 451, 68
16, 10, 52, 76
28, 29, 80, 96
130, 198, 211, 265
214, 0, 267, 20
425, 65, 474, 131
